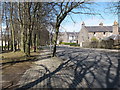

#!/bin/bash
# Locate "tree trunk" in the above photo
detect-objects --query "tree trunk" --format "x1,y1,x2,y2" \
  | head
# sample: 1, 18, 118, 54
10, 3, 16, 52
7, 27, 9, 51
30, 32, 33, 49
7, 27, 10, 51
33, 34, 36, 52
4, 34, 6, 51
1, 26, 3, 51
10, 23, 15, 52
1, 38, 3, 51
1, 32, 3, 51
18, 39, 20, 50
20, 24, 25, 52
52, 26, 59, 57
8, 39, 9, 50
25, 28, 31, 57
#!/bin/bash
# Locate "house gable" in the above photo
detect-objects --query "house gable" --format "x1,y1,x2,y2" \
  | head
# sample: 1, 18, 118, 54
78, 27, 89, 43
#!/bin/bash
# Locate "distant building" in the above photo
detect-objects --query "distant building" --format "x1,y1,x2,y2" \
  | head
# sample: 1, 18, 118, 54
57, 21, 120, 46
78, 21, 120, 47
57, 31, 79, 44
37, 28, 49, 46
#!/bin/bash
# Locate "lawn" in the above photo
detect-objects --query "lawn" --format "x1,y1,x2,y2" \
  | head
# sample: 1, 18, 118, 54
0, 51, 40, 64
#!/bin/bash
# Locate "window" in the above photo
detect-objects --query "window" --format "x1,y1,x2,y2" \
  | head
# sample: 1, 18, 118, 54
93, 32, 96, 36
103, 32, 105, 35
72, 36, 74, 39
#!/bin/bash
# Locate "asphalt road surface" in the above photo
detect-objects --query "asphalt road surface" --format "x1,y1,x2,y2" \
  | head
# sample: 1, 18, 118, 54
16, 46, 120, 89
56, 46, 120, 88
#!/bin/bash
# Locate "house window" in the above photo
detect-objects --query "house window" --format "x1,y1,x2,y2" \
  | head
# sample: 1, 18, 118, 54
103, 32, 105, 35
72, 36, 74, 39
93, 32, 96, 36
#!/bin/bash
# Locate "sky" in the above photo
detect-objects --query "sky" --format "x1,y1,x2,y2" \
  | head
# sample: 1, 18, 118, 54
60, 2, 118, 32
1, 1, 118, 32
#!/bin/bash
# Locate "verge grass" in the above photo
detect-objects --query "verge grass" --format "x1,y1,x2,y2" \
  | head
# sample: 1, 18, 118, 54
0, 51, 40, 64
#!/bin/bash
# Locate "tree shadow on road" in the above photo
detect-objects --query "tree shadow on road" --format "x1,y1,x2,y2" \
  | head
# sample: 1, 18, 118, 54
16, 48, 120, 89
105, 54, 120, 88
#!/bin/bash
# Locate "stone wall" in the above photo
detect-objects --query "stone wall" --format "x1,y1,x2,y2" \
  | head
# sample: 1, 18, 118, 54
82, 39, 116, 49
88, 32, 112, 41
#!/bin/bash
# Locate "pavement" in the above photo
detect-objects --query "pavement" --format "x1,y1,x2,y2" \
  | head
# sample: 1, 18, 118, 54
16, 46, 120, 89
17, 49, 63, 89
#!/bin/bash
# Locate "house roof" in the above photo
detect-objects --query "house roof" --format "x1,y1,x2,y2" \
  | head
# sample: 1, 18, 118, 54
66, 32, 79, 36
85, 26, 113, 32
59, 32, 79, 36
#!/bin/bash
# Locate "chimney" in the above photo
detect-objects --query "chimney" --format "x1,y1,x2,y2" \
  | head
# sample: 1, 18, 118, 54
113, 20, 119, 35
82, 22, 85, 28
114, 20, 118, 26
99, 22, 103, 26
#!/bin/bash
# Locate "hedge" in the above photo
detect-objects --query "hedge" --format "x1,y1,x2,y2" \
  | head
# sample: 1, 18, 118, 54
60, 42, 80, 46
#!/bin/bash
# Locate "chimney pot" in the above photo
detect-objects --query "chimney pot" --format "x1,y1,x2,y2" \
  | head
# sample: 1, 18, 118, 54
99, 22, 103, 26
82, 22, 85, 26
114, 20, 118, 26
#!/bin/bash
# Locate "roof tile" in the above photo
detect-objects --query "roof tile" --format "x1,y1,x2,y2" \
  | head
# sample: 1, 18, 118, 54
85, 26, 113, 32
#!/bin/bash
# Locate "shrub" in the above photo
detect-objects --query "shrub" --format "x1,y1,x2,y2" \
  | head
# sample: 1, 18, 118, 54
59, 40, 63, 44
82, 38, 118, 49
91, 37, 99, 42
70, 43, 80, 46
101, 39, 114, 49
61, 42, 79, 46
90, 37, 99, 48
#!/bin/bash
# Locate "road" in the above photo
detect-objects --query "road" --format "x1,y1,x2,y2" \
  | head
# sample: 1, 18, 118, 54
56, 46, 120, 88
16, 46, 120, 89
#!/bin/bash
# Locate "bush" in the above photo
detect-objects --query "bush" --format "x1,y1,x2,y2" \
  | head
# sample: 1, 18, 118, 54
70, 43, 80, 46
59, 40, 63, 44
100, 39, 114, 49
60, 42, 79, 46
82, 38, 118, 49
89, 37, 99, 48
90, 42, 98, 48
91, 37, 99, 42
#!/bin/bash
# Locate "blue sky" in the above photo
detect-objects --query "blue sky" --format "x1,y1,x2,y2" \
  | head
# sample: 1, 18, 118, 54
2, 2, 118, 32
60, 2, 118, 32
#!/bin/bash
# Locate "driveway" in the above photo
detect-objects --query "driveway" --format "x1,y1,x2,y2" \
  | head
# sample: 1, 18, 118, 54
17, 46, 120, 89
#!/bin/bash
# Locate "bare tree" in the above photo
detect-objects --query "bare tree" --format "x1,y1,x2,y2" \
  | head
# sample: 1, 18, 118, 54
51, 1, 97, 57
1, 2, 4, 51
10, 3, 16, 52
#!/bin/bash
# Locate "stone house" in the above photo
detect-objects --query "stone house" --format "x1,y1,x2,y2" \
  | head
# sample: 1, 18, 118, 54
78, 21, 120, 47
57, 21, 119, 46
57, 31, 79, 44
